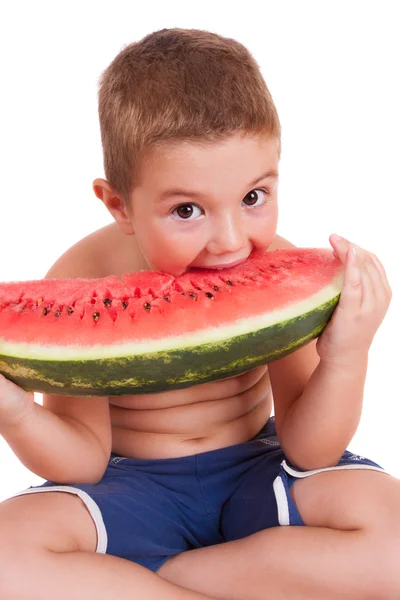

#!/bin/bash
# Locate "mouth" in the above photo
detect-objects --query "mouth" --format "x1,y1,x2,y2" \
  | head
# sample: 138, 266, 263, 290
196, 256, 250, 270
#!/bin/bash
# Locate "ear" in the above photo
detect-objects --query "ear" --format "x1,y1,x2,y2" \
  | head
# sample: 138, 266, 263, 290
92, 178, 135, 235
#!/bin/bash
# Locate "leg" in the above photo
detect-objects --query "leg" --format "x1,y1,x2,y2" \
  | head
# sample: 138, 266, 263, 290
158, 469, 400, 599
0, 492, 217, 600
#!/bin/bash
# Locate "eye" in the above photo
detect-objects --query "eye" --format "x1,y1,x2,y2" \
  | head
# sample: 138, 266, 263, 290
242, 189, 267, 207
172, 203, 202, 220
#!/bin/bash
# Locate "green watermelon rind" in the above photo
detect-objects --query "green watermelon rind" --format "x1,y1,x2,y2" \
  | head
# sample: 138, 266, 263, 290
0, 294, 339, 396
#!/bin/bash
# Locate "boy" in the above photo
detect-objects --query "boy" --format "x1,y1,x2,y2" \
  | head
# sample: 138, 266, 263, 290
0, 28, 398, 600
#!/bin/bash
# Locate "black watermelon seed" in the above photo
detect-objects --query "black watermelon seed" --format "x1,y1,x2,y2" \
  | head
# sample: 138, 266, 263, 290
189, 292, 197, 300
163, 296, 171, 302
103, 298, 112, 307
121, 301, 128, 309
213, 286, 219, 292
225, 280, 233, 286
144, 302, 151, 312
205, 292, 214, 299
93, 312, 100, 322
43, 308, 49, 316
67, 307, 74, 315
55, 311, 61, 317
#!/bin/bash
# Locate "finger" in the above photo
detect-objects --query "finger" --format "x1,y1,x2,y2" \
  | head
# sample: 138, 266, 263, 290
369, 253, 392, 298
333, 238, 392, 306
356, 248, 392, 303
330, 234, 366, 264
360, 256, 378, 311
338, 247, 362, 309
332, 235, 369, 257
330, 234, 350, 264
363, 253, 388, 302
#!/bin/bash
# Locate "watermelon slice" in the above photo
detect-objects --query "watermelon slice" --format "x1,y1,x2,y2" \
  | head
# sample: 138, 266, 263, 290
0, 248, 343, 396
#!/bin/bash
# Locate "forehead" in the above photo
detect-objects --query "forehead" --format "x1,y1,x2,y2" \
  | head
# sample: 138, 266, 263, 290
136, 133, 280, 192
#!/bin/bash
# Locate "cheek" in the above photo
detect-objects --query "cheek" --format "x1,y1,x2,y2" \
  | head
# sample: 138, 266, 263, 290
141, 226, 201, 273
251, 206, 278, 246
147, 233, 177, 258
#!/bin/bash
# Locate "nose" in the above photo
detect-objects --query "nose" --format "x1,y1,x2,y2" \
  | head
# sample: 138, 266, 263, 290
206, 212, 247, 255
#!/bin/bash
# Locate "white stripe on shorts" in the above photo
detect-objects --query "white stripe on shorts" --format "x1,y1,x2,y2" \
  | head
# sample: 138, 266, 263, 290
281, 459, 387, 479
272, 475, 291, 526
10, 486, 108, 554
273, 460, 388, 527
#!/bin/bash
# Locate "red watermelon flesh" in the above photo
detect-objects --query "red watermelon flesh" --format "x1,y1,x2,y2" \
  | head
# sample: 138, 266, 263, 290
0, 249, 341, 349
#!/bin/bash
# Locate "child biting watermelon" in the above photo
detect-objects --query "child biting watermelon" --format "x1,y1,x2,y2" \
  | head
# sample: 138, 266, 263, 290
0, 28, 398, 599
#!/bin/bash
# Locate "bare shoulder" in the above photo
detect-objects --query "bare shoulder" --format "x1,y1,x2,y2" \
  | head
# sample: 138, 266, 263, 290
45, 222, 144, 279
44, 222, 113, 278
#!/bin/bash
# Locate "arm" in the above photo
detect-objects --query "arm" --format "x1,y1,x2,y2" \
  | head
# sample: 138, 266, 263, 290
1, 240, 112, 484
269, 234, 391, 471
1, 387, 111, 484
270, 342, 367, 471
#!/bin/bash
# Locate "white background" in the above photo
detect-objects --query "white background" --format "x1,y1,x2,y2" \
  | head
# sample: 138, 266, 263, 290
0, 1, 399, 502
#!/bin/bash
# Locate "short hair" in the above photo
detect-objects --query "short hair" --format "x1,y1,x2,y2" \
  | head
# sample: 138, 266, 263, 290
97, 28, 281, 206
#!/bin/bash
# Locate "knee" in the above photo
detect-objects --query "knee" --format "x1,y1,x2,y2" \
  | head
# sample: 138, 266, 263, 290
0, 542, 48, 599
372, 498, 400, 597
384, 535, 400, 597
0, 515, 41, 598
0, 541, 23, 598
367, 528, 400, 599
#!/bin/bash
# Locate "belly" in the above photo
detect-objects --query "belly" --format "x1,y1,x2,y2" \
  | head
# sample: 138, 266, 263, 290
109, 366, 273, 459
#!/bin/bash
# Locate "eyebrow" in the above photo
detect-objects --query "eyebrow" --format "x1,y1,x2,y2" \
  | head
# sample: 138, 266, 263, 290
158, 170, 279, 202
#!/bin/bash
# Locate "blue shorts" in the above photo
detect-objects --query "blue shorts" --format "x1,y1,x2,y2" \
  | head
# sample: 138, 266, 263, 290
11, 417, 386, 573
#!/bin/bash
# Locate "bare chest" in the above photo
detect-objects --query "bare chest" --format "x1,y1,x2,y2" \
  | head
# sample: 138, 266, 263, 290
109, 365, 273, 459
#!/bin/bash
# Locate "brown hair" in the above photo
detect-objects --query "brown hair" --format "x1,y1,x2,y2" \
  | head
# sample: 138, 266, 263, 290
97, 28, 281, 206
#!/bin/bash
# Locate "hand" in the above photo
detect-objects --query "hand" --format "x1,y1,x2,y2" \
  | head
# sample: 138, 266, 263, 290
316, 234, 392, 366
0, 373, 35, 433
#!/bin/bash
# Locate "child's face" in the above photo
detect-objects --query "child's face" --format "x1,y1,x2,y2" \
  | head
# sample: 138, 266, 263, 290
130, 132, 280, 276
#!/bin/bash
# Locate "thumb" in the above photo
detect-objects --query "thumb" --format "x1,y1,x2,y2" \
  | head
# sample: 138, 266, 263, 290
338, 247, 362, 310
